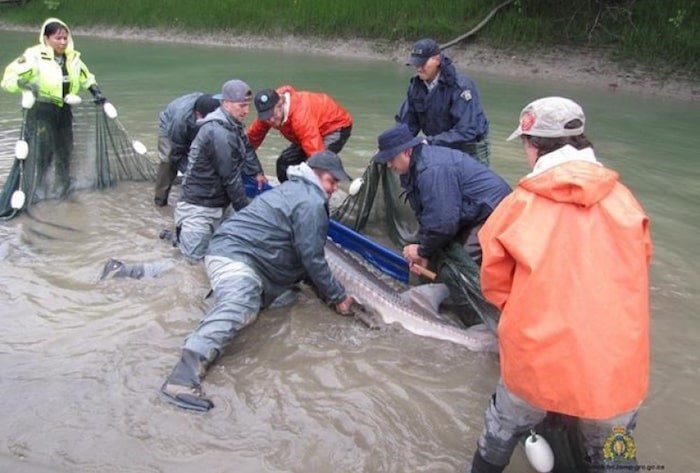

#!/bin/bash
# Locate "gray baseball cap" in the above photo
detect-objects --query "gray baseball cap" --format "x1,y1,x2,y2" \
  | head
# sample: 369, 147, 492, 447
213, 79, 252, 102
307, 150, 351, 181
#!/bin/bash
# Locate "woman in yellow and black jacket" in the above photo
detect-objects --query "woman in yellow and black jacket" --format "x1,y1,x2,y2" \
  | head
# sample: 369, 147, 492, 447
1, 17, 106, 203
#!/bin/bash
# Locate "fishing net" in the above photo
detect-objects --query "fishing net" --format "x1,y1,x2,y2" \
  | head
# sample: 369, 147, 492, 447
0, 100, 157, 220
331, 162, 418, 247
432, 242, 500, 331
331, 162, 499, 330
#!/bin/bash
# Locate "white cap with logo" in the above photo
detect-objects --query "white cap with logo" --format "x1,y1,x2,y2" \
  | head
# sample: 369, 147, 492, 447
507, 96, 585, 141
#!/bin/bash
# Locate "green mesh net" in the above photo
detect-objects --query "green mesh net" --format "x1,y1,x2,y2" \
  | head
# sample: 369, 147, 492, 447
331, 162, 499, 330
1, 101, 157, 220
331, 162, 419, 247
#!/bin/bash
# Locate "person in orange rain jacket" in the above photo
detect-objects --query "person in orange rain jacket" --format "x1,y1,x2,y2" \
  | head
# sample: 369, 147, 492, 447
468, 97, 652, 473
247, 85, 353, 182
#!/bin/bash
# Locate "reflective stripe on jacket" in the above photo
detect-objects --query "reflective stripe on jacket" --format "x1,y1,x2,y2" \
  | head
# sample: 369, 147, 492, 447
478, 147, 652, 419
247, 85, 352, 157
1, 18, 96, 105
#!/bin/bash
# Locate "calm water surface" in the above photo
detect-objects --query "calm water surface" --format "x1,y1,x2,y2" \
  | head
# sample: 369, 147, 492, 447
1, 30, 699, 473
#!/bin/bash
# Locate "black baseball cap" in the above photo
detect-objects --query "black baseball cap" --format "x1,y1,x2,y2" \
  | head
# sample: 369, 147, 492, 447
254, 89, 280, 120
407, 38, 441, 67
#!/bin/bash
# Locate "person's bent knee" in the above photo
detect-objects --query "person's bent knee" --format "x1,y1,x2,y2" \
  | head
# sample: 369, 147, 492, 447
178, 231, 210, 262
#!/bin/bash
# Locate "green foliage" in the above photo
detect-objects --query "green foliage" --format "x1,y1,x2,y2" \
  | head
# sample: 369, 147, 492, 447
668, 8, 686, 29
2, 0, 697, 78
487, 0, 699, 76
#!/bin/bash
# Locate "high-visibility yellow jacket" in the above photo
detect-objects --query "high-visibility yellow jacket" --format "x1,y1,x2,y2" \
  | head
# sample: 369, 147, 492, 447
1, 17, 96, 106
478, 145, 652, 419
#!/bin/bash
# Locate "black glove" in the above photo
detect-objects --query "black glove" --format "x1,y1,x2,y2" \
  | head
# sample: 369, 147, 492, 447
17, 78, 38, 96
89, 84, 107, 105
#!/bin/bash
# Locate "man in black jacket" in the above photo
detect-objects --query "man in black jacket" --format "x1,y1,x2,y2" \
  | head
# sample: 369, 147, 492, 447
174, 79, 267, 262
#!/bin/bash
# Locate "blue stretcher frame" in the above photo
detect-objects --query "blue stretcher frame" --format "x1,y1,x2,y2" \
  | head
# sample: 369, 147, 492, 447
244, 176, 410, 283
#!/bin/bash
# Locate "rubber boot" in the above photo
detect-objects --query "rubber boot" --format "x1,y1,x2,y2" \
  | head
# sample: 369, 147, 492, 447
154, 161, 177, 206
158, 228, 178, 247
160, 349, 214, 412
470, 451, 506, 473
100, 258, 145, 280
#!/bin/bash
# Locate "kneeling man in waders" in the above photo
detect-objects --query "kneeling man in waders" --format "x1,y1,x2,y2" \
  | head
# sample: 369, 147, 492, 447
161, 151, 355, 411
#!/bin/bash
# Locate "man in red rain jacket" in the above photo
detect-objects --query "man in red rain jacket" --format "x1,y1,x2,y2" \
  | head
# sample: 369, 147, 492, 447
247, 85, 352, 182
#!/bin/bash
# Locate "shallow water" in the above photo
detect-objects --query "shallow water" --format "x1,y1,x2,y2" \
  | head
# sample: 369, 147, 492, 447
1, 29, 699, 472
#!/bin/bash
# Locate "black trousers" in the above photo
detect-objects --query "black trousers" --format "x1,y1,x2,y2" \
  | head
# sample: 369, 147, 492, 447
275, 125, 352, 182
24, 101, 74, 199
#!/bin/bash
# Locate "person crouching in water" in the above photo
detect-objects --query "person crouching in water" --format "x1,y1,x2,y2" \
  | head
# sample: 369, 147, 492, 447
372, 123, 511, 330
160, 150, 356, 411
153, 92, 220, 207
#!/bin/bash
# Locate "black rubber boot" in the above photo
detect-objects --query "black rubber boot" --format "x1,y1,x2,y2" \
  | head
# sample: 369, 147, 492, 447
160, 349, 214, 412
470, 451, 506, 473
154, 161, 177, 206
158, 229, 178, 247
100, 258, 145, 280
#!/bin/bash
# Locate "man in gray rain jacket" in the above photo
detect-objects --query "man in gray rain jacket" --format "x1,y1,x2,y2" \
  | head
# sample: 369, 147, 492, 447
99, 81, 265, 278
161, 150, 356, 412
174, 79, 267, 262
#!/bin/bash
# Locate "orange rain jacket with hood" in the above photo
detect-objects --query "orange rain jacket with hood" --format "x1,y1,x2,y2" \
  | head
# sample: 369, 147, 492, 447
246, 85, 352, 158
478, 145, 652, 419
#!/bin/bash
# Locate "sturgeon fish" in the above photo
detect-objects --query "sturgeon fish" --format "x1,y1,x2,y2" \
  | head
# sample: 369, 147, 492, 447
324, 241, 498, 352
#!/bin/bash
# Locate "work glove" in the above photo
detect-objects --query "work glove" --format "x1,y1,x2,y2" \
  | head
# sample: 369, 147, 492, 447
89, 84, 107, 105
17, 78, 38, 97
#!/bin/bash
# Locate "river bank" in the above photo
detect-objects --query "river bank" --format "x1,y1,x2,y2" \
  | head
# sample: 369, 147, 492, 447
1, 22, 698, 101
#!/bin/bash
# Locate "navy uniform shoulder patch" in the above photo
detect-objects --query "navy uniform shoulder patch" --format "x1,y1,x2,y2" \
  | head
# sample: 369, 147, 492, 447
460, 89, 472, 101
